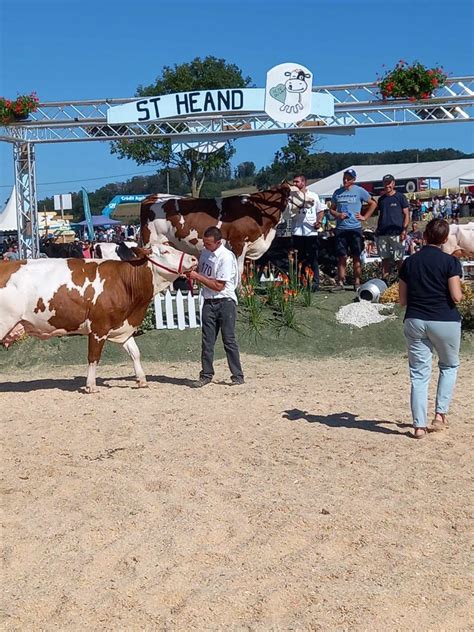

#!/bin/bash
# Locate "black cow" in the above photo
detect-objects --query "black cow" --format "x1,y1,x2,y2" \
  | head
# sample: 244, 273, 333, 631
257, 234, 338, 278
40, 240, 83, 258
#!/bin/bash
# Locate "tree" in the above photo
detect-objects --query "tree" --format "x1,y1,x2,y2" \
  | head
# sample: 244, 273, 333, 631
273, 133, 317, 175
234, 161, 256, 179
111, 56, 252, 197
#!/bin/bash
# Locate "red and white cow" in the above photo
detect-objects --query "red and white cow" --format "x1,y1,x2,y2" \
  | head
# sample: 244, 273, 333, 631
140, 183, 311, 273
0, 244, 197, 392
441, 223, 474, 258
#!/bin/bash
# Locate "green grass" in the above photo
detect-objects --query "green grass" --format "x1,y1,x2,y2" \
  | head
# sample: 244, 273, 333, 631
1, 293, 472, 370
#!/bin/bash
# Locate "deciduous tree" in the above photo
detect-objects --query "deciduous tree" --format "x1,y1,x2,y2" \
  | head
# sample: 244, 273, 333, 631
111, 56, 252, 197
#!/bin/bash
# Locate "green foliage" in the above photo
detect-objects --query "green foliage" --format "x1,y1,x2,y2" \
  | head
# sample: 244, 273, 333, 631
234, 161, 256, 179
140, 302, 156, 332
378, 60, 447, 100
255, 133, 316, 188
110, 56, 252, 197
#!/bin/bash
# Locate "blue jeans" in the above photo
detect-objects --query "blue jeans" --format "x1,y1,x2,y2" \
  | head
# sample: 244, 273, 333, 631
403, 319, 461, 427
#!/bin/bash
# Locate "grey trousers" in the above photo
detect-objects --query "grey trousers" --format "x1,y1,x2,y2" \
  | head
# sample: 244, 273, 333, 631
200, 299, 244, 380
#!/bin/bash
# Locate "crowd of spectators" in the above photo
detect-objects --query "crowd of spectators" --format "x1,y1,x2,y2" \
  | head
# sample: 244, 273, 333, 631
1, 223, 140, 260
410, 193, 473, 222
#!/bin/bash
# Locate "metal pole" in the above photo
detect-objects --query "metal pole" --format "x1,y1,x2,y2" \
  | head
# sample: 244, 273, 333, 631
14, 142, 40, 258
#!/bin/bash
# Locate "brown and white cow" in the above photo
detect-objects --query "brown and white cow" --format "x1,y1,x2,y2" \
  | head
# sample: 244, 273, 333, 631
441, 223, 474, 258
140, 183, 311, 272
0, 244, 197, 392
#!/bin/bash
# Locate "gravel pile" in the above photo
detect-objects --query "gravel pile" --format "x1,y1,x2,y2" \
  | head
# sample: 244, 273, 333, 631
336, 301, 395, 328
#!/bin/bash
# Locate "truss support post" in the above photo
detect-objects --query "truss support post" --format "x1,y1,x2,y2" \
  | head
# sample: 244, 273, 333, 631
14, 142, 40, 259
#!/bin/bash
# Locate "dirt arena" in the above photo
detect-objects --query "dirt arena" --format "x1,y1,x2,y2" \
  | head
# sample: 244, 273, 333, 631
1, 354, 472, 631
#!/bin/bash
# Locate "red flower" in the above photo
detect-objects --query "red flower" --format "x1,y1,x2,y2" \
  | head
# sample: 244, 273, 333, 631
431, 78, 439, 87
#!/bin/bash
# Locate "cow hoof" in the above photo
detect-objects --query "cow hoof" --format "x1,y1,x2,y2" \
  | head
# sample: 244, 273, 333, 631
84, 386, 99, 394
136, 381, 149, 389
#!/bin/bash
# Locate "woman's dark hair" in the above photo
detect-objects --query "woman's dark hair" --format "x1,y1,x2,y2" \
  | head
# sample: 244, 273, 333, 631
424, 218, 449, 245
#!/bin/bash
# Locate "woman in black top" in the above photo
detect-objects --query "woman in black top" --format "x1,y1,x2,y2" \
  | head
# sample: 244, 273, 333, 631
399, 219, 463, 439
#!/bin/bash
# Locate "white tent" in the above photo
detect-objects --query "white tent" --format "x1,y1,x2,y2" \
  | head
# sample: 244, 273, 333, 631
308, 158, 474, 198
0, 187, 18, 231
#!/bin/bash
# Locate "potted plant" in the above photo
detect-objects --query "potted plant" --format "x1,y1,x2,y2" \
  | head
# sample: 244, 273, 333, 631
378, 61, 447, 101
0, 92, 39, 125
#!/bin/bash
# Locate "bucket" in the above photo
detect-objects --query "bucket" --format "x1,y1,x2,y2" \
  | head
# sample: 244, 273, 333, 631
357, 278, 388, 303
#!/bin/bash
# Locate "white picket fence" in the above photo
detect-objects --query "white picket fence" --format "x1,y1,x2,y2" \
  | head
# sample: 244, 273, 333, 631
154, 290, 204, 330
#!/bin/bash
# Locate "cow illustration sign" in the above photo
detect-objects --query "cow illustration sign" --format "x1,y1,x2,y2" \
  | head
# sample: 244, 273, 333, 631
265, 63, 313, 123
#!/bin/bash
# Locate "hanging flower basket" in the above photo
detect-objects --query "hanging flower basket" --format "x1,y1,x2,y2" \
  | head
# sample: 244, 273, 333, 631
377, 61, 447, 101
0, 92, 39, 125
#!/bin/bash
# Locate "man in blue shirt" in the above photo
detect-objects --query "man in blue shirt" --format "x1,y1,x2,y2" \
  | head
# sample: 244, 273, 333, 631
358, 174, 409, 280
330, 169, 376, 290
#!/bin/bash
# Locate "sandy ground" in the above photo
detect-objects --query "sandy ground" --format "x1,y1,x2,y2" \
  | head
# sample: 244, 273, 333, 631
1, 354, 473, 631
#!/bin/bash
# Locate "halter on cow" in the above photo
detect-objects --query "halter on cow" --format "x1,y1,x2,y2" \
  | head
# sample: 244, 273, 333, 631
0, 244, 197, 392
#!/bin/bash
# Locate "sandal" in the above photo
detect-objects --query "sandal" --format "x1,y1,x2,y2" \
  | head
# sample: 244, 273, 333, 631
430, 414, 448, 432
413, 427, 428, 439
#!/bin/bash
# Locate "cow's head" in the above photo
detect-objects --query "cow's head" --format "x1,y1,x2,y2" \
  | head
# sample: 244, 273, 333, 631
127, 243, 197, 293
285, 182, 315, 212
284, 69, 310, 93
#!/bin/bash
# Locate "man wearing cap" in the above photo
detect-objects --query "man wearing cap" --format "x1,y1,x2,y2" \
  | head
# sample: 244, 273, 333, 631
291, 174, 327, 290
357, 174, 409, 280
330, 169, 377, 290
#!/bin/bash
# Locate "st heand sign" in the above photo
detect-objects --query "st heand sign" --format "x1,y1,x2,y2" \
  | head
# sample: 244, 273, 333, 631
107, 63, 334, 126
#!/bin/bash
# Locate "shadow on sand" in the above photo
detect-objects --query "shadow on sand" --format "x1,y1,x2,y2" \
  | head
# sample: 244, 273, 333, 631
0, 373, 198, 393
283, 408, 411, 436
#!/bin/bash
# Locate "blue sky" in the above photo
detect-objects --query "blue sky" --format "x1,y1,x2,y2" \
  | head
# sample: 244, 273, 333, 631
1, 0, 473, 205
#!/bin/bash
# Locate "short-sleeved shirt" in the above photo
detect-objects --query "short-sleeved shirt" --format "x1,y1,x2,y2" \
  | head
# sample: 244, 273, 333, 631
199, 243, 239, 303
376, 192, 409, 236
399, 246, 462, 322
292, 190, 326, 237
331, 185, 371, 231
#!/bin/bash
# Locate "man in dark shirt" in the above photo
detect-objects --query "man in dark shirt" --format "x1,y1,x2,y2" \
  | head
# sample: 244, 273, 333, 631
358, 174, 409, 280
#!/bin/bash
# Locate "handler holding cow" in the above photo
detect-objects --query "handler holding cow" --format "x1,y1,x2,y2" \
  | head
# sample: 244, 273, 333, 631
186, 226, 244, 388
291, 174, 326, 291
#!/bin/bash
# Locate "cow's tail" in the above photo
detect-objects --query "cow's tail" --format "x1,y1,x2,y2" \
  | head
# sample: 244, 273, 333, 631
95, 245, 103, 259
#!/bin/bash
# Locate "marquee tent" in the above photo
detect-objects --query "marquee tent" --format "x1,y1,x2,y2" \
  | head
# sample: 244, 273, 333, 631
308, 158, 474, 198
0, 187, 17, 231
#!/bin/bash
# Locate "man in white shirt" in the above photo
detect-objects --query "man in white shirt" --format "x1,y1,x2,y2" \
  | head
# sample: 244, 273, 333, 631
291, 174, 326, 290
186, 226, 244, 388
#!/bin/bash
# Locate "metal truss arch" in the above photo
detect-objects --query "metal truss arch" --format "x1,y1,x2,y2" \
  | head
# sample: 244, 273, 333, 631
1, 76, 473, 257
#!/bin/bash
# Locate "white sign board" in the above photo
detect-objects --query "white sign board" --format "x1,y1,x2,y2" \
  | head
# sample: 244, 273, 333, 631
265, 63, 313, 124
108, 89, 264, 124
54, 193, 72, 211
107, 84, 334, 125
